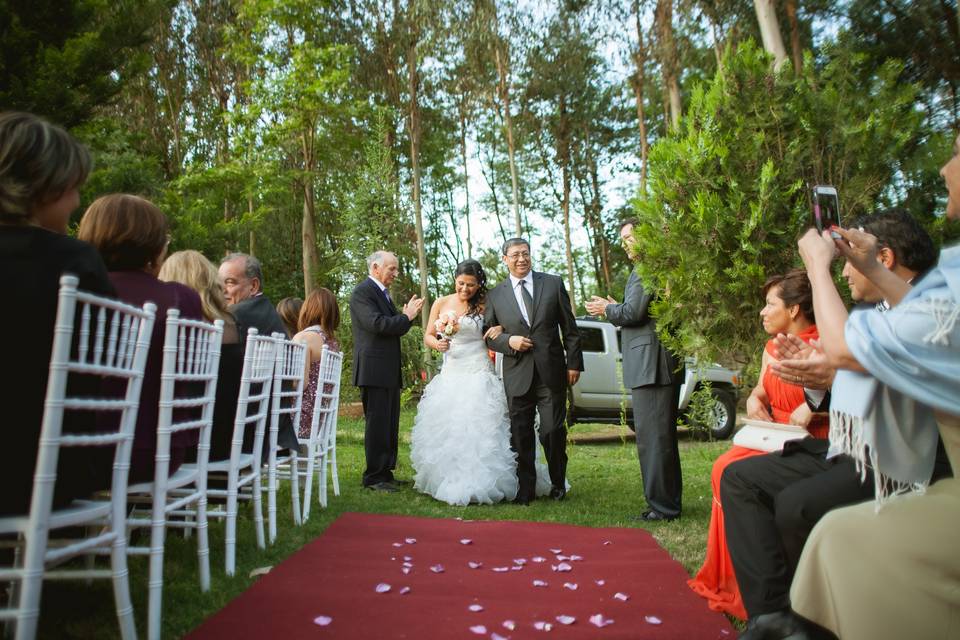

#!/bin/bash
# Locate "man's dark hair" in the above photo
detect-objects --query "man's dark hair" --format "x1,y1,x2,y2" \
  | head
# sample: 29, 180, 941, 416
855, 208, 937, 275
619, 216, 639, 230
502, 237, 530, 256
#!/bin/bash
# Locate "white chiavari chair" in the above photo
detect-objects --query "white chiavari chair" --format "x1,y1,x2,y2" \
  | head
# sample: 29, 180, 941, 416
125, 310, 223, 640
297, 346, 344, 521
202, 329, 276, 576
264, 335, 305, 543
0, 275, 155, 640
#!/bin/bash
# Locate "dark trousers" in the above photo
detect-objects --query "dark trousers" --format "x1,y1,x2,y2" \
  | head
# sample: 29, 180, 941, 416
720, 439, 874, 617
507, 372, 567, 500
631, 383, 682, 517
361, 385, 400, 486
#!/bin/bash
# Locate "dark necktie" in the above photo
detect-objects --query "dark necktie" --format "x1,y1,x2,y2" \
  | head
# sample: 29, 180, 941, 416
518, 279, 534, 325
382, 288, 393, 307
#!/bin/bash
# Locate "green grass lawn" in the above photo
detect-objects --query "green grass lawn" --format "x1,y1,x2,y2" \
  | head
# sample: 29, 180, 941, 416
34, 410, 730, 639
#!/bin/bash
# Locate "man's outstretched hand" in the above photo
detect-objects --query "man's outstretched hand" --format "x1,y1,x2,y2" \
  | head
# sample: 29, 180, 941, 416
403, 295, 424, 321
584, 295, 615, 317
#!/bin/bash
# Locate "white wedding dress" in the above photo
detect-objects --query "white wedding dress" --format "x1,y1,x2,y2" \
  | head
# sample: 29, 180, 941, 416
410, 314, 552, 506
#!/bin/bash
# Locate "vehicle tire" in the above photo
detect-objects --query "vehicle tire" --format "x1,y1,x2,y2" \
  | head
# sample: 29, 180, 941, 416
706, 388, 737, 440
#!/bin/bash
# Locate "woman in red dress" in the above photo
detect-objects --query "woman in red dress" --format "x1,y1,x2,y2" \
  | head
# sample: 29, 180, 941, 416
688, 269, 827, 620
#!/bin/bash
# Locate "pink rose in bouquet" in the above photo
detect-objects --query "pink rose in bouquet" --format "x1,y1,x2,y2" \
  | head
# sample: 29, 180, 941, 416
434, 310, 460, 340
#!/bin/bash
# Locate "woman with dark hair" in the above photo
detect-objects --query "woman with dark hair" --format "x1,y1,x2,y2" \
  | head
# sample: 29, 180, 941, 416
78, 194, 204, 482
410, 260, 551, 505
276, 297, 303, 338
0, 111, 115, 515
689, 268, 828, 620
292, 288, 340, 438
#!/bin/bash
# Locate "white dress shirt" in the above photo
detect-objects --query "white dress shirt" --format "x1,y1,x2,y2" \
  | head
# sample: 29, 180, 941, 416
509, 273, 534, 325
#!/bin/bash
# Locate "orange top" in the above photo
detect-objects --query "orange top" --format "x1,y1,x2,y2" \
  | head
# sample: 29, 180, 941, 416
762, 324, 829, 439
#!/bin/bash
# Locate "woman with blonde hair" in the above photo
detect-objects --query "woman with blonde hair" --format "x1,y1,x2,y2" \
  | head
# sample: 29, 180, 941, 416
159, 249, 243, 461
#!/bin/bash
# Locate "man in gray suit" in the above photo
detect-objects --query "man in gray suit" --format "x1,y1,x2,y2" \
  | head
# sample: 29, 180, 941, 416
586, 219, 683, 521
485, 238, 583, 504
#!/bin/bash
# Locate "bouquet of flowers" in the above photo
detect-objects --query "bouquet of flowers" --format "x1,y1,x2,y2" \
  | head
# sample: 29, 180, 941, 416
434, 310, 460, 340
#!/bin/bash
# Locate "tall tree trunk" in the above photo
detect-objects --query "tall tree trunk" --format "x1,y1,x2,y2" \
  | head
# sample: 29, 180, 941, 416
458, 97, 472, 258
407, 37, 429, 330
558, 98, 576, 310
302, 181, 318, 295
589, 155, 611, 291
495, 44, 522, 235
784, 0, 803, 74
631, 0, 650, 192
754, 0, 789, 69
654, 0, 682, 130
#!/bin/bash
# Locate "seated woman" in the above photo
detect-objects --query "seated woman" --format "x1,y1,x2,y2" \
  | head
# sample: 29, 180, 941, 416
276, 296, 303, 338
786, 142, 960, 640
78, 194, 204, 483
689, 268, 827, 620
291, 288, 340, 439
158, 250, 243, 462
0, 111, 115, 515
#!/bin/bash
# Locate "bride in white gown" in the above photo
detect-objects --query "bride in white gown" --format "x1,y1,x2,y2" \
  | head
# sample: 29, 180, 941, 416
411, 259, 551, 506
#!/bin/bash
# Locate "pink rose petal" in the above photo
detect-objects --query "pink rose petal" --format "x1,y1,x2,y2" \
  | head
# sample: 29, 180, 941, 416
491, 634, 508, 640
555, 554, 570, 561
588, 614, 615, 628
594, 579, 606, 586
313, 615, 333, 626
375, 583, 391, 593
469, 625, 487, 635
468, 561, 483, 569
549, 548, 563, 554
492, 566, 509, 573
532, 579, 548, 587
644, 615, 662, 625
533, 621, 553, 631
502, 620, 516, 631
556, 615, 576, 625
603, 540, 612, 546
402, 562, 412, 568
392, 543, 403, 548
555, 562, 572, 572
430, 564, 445, 573
614, 592, 630, 602
460, 538, 473, 545
513, 558, 527, 565
401, 567, 411, 575
405, 537, 417, 544
399, 586, 411, 595
563, 582, 578, 590
570, 554, 583, 561
510, 565, 523, 571
403, 555, 413, 561
468, 604, 484, 612
531, 556, 546, 563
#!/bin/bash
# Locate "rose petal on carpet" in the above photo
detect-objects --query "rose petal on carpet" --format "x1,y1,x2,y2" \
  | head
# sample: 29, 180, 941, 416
186, 512, 734, 639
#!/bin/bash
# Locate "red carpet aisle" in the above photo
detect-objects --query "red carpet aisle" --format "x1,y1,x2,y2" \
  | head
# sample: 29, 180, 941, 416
187, 512, 734, 639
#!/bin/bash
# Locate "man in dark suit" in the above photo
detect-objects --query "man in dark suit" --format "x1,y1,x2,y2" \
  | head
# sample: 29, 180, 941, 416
484, 238, 582, 504
218, 252, 297, 453
219, 253, 289, 338
586, 219, 683, 521
350, 250, 423, 492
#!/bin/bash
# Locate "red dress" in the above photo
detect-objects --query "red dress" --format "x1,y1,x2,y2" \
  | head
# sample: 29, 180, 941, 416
687, 325, 828, 620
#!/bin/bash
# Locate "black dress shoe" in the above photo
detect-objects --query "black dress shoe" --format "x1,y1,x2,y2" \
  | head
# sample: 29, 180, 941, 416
392, 478, 413, 487
365, 481, 398, 493
634, 509, 678, 522
549, 487, 566, 501
511, 495, 532, 506
739, 609, 815, 640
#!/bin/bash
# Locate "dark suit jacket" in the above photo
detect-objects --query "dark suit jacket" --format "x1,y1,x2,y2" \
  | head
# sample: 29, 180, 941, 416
230, 294, 288, 339
484, 271, 583, 397
604, 270, 681, 389
349, 277, 413, 388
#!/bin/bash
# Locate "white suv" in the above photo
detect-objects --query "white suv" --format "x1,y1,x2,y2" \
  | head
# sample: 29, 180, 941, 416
570, 317, 741, 439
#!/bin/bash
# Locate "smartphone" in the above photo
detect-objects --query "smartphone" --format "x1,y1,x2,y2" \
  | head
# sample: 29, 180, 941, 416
811, 185, 841, 237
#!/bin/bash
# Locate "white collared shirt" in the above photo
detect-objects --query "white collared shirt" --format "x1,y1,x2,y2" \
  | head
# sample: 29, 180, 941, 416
509, 273, 534, 324
368, 275, 388, 293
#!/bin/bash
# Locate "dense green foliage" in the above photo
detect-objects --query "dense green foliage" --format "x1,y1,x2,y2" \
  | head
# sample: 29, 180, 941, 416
632, 40, 924, 366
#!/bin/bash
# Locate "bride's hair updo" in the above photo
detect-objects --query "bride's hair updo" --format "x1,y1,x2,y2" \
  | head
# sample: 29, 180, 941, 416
455, 259, 487, 317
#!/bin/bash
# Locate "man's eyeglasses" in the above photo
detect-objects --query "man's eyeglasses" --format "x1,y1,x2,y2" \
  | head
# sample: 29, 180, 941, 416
506, 251, 530, 260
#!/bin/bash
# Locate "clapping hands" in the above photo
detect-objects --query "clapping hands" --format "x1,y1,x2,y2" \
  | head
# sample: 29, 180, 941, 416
585, 295, 616, 317
403, 295, 424, 321
769, 334, 835, 390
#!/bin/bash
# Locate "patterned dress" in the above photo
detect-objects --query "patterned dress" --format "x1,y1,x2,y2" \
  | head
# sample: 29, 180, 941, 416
297, 326, 339, 439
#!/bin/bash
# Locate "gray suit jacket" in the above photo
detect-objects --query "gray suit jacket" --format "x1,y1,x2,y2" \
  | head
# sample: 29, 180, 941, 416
605, 270, 681, 389
484, 271, 583, 397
